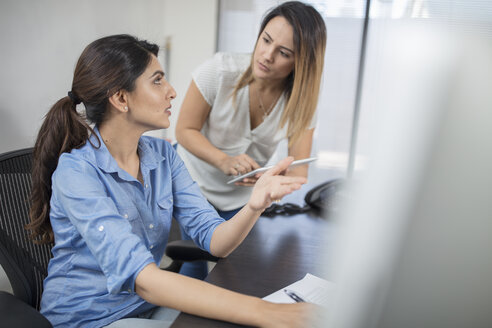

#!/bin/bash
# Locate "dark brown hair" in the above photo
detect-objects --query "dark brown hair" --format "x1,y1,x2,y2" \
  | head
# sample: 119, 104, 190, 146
232, 1, 326, 146
27, 34, 159, 243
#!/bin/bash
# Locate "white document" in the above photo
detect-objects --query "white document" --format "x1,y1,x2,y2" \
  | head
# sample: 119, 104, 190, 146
262, 273, 334, 307
226, 157, 317, 184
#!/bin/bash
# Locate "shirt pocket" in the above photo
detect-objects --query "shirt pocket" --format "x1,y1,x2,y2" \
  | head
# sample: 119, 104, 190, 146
116, 205, 145, 237
157, 197, 173, 225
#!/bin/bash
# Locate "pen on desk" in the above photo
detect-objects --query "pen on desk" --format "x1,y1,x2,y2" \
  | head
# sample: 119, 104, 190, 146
283, 289, 306, 303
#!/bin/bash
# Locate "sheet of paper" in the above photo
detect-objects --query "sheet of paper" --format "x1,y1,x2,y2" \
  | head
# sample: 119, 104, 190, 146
262, 273, 335, 307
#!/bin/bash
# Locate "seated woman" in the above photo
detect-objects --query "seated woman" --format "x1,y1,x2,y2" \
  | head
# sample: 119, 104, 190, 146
28, 34, 313, 328
175, 1, 327, 279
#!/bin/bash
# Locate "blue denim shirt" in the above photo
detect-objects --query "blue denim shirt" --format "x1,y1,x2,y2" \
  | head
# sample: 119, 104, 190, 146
40, 129, 224, 327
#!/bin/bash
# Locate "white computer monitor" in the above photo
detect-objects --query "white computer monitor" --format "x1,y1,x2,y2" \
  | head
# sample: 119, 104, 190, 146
320, 23, 492, 328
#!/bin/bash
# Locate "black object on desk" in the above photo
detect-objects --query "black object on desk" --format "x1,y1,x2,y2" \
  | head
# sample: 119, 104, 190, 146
262, 178, 345, 217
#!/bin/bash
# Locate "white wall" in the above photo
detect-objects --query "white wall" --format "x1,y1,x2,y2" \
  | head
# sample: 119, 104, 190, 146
0, 0, 217, 152
162, 0, 218, 142
0, 0, 217, 292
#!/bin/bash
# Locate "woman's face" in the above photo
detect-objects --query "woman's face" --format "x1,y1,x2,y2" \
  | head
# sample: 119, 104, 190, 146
126, 55, 176, 131
252, 16, 295, 82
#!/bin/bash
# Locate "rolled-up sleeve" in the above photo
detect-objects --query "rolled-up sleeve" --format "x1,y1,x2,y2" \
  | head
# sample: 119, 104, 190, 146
167, 146, 225, 253
52, 156, 154, 294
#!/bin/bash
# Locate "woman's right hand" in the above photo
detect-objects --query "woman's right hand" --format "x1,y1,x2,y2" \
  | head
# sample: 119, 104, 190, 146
219, 154, 260, 176
259, 302, 321, 328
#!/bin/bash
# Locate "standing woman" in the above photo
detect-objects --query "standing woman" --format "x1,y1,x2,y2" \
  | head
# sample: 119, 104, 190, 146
175, 1, 326, 279
28, 34, 312, 328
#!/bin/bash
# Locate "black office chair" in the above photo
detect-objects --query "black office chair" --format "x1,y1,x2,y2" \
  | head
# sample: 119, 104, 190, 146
0, 148, 52, 327
0, 147, 217, 327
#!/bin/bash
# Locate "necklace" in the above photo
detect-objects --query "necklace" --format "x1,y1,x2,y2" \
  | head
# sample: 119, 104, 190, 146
256, 87, 282, 121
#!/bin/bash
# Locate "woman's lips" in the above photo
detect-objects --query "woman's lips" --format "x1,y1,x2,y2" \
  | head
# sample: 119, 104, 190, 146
258, 62, 269, 72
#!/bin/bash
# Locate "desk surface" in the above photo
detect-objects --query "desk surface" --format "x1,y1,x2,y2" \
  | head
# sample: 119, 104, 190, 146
171, 185, 332, 327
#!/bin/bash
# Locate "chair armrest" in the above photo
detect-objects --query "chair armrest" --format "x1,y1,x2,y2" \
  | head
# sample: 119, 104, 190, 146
165, 240, 219, 262
0, 291, 52, 328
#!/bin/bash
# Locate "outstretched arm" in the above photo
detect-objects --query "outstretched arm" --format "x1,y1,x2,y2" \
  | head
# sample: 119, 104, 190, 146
137, 159, 312, 327
209, 157, 306, 258
135, 263, 315, 328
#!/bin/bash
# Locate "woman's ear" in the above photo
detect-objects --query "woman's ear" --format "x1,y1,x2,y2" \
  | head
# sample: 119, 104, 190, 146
108, 90, 129, 113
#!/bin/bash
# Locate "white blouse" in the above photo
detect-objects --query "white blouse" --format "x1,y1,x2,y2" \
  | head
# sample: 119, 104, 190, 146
177, 52, 315, 211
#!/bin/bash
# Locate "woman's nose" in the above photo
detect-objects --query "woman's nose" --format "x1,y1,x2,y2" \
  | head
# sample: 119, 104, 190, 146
263, 45, 275, 62
167, 84, 177, 100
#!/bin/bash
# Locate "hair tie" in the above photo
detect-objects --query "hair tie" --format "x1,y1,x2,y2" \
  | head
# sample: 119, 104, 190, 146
67, 91, 82, 105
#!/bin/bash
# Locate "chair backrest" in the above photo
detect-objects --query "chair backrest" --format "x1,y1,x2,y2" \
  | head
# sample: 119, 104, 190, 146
0, 148, 53, 310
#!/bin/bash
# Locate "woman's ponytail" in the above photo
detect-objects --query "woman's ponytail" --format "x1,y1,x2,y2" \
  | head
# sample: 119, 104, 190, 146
27, 96, 90, 243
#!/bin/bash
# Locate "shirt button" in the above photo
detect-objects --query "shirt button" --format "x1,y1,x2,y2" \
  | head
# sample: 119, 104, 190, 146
150, 245, 154, 249
145, 184, 149, 188
98, 225, 104, 232
149, 224, 154, 229
123, 213, 128, 219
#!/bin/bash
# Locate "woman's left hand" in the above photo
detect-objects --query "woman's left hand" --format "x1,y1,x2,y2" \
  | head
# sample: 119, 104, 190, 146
247, 157, 307, 212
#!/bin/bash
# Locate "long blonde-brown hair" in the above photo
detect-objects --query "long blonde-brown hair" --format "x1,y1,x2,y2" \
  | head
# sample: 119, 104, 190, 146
232, 1, 326, 146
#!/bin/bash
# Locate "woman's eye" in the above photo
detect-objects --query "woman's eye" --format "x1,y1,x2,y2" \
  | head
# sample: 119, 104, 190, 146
154, 78, 162, 85
263, 37, 271, 44
280, 51, 290, 58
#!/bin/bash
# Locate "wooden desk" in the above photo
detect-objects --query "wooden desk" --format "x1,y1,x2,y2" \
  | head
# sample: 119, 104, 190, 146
171, 186, 331, 327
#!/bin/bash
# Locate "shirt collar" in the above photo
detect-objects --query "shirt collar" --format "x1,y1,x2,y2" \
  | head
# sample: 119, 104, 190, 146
138, 137, 165, 172
89, 127, 165, 175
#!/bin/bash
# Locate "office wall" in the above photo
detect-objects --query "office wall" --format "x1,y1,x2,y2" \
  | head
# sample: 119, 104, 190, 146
0, 0, 217, 292
0, 0, 217, 152
161, 0, 218, 142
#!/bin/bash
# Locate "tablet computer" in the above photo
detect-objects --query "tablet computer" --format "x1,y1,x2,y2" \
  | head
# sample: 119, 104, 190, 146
226, 157, 317, 184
